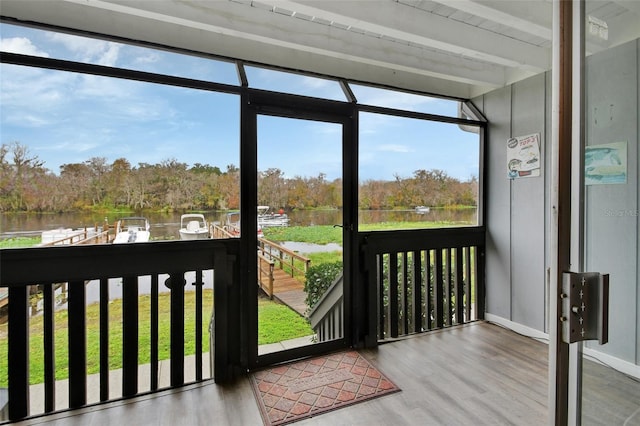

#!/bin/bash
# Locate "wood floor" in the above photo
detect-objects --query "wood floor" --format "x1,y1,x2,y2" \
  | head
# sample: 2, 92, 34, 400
11, 322, 640, 426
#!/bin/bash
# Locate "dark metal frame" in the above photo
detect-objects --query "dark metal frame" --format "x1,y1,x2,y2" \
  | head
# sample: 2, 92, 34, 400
241, 89, 356, 369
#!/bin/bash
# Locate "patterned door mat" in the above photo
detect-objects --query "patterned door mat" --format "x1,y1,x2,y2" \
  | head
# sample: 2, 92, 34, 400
249, 350, 401, 426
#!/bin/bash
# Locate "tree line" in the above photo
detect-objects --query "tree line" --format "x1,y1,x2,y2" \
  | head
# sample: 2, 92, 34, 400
0, 142, 477, 213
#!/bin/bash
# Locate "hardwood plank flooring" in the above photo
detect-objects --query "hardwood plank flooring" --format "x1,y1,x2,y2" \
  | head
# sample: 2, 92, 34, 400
12, 322, 639, 426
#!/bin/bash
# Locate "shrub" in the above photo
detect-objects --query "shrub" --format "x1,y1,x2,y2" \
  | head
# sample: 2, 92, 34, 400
304, 261, 343, 309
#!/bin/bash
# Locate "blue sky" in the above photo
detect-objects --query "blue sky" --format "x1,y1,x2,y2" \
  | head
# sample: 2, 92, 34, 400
1, 23, 479, 182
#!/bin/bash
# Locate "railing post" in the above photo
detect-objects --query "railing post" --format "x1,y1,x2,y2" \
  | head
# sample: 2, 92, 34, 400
169, 272, 185, 386
194, 270, 204, 381
8, 286, 30, 421
99, 278, 109, 401
269, 263, 274, 299
43, 284, 55, 412
475, 245, 486, 320
68, 280, 87, 408
122, 276, 138, 397
150, 275, 159, 390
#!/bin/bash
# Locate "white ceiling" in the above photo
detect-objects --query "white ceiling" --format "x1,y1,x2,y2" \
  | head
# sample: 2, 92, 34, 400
1, 0, 639, 99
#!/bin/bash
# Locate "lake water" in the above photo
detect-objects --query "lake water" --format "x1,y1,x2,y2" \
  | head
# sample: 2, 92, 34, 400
0, 208, 477, 241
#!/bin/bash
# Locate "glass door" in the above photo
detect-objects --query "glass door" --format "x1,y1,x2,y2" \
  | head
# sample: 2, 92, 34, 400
579, 1, 640, 424
253, 111, 348, 365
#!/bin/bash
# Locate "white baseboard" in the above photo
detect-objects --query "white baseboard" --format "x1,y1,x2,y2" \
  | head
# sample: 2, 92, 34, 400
484, 313, 549, 341
582, 347, 640, 380
483, 313, 640, 380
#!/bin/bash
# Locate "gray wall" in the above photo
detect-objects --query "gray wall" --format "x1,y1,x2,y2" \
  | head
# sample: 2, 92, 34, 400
474, 39, 639, 366
474, 74, 549, 333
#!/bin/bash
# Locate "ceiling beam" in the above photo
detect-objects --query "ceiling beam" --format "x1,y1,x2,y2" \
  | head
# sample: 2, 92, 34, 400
48, 0, 508, 87
0, 0, 489, 97
431, 0, 553, 40
276, 0, 550, 71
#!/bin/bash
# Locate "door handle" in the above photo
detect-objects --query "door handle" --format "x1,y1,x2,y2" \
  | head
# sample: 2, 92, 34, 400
333, 224, 353, 231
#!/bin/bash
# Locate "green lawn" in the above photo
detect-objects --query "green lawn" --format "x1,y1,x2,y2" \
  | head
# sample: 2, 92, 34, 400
0, 290, 312, 386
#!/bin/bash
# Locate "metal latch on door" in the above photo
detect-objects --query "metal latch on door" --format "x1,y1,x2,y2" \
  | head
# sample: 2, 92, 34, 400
561, 272, 609, 345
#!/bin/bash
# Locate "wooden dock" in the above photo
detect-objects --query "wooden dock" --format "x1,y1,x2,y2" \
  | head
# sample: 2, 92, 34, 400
269, 269, 308, 317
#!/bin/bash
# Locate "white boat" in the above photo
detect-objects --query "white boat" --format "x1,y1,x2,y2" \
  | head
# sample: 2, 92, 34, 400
415, 206, 430, 214
257, 205, 290, 227
179, 214, 210, 240
113, 217, 151, 244
223, 212, 264, 238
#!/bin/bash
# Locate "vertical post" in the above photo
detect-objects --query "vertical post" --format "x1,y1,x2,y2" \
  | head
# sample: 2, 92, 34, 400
122, 276, 138, 397
150, 274, 159, 390
549, 0, 581, 424
99, 278, 109, 401
475, 245, 486, 320
569, 1, 586, 424
43, 284, 55, 412
8, 286, 30, 421
195, 270, 203, 381
68, 280, 87, 408
170, 272, 185, 386
269, 263, 274, 299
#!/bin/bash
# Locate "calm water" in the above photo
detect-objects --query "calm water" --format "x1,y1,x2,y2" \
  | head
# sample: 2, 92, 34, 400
0, 208, 476, 241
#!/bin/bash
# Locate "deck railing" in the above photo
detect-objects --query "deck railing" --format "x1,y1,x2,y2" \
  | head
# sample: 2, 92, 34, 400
359, 226, 485, 342
258, 237, 311, 279
257, 252, 275, 297
0, 239, 238, 422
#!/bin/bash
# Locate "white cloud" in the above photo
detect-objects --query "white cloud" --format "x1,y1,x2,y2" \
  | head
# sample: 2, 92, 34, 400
378, 144, 412, 153
0, 37, 49, 57
47, 32, 121, 66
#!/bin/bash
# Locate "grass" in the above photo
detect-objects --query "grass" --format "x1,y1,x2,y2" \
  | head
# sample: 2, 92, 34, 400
258, 297, 313, 344
263, 225, 342, 245
263, 220, 472, 246
0, 290, 312, 386
0, 236, 40, 249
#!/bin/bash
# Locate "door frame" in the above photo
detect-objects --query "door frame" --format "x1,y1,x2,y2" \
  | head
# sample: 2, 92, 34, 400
240, 89, 358, 370
549, 0, 587, 424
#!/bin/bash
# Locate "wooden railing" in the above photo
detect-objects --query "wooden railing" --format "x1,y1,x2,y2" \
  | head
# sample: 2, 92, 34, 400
258, 237, 311, 279
209, 222, 235, 239
0, 239, 239, 422
359, 226, 485, 342
38, 226, 114, 247
257, 252, 275, 297
308, 273, 344, 342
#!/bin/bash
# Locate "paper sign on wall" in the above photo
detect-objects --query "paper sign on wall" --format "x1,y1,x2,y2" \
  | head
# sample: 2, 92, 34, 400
585, 141, 627, 185
507, 133, 541, 179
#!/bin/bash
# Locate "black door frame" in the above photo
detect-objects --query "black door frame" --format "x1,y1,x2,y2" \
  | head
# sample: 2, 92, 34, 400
240, 89, 358, 370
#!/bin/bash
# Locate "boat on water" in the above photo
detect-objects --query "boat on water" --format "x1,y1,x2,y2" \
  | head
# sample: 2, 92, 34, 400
257, 205, 290, 227
415, 206, 430, 214
113, 217, 151, 244
178, 214, 210, 240
223, 212, 264, 238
